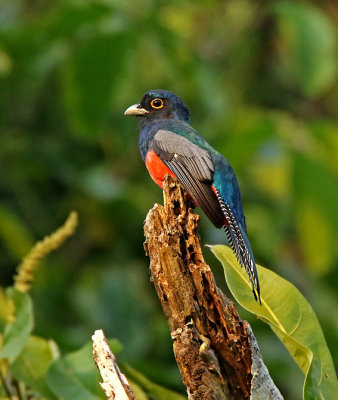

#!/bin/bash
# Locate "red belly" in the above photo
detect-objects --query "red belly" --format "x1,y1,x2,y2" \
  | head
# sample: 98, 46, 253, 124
145, 149, 177, 188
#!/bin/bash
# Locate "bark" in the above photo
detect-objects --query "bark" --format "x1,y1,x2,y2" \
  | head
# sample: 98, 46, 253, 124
144, 175, 283, 400
92, 329, 136, 400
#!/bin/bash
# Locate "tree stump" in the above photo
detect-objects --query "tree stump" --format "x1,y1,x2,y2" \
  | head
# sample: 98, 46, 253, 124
144, 175, 283, 400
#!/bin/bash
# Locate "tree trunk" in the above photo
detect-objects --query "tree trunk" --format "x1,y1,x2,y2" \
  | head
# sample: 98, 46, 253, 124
143, 175, 283, 400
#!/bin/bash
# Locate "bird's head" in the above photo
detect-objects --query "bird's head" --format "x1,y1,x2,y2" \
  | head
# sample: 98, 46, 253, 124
124, 90, 190, 125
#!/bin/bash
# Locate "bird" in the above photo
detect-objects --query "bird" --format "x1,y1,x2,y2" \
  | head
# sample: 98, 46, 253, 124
124, 89, 260, 303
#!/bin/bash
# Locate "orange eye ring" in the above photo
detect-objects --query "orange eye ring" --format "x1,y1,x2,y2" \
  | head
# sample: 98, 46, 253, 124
150, 98, 164, 109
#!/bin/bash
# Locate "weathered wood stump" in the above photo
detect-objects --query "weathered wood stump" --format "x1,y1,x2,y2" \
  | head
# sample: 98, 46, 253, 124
144, 176, 254, 400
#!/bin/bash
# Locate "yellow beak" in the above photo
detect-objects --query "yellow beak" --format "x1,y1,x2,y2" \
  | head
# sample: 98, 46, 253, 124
124, 104, 149, 116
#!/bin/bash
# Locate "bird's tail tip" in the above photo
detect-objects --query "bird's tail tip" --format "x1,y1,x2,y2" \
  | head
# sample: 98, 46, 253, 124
252, 287, 262, 305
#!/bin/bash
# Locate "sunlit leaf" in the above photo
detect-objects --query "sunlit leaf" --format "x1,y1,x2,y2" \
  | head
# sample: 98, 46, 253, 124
273, 2, 336, 96
210, 244, 338, 400
11, 335, 59, 399
0, 288, 33, 362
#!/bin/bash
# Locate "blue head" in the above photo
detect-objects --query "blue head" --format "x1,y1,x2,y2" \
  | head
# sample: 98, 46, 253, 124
124, 90, 190, 127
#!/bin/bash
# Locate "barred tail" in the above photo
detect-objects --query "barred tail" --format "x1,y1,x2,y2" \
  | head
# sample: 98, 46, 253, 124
214, 188, 261, 303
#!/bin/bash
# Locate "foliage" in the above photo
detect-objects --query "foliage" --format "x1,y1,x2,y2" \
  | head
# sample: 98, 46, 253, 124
210, 244, 338, 400
0, 289, 33, 362
0, 0, 337, 399
0, 225, 183, 399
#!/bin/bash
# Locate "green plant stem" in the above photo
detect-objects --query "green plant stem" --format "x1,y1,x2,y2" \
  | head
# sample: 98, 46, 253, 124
0, 367, 14, 399
14, 380, 26, 400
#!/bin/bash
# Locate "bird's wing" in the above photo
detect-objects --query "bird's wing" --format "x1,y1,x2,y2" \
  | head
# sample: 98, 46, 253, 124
151, 129, 224, 228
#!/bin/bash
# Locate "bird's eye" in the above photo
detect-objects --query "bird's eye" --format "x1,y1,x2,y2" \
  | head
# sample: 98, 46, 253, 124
150, 98, 164, 109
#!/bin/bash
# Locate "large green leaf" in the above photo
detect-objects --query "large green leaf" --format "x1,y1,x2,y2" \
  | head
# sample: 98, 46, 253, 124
46, 338, 122, 400
0, 288, 33, 362
11, 335, 59, 399
272, 2, 336, 97
46, 357, 102, 400
210, 244, 338, 400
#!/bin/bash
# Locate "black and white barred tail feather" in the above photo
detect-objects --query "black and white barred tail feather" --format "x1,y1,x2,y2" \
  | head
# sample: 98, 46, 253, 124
214, 188, 261, 303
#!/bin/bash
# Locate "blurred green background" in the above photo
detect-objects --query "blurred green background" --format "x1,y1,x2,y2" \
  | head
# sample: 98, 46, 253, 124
0, 0, 337, 399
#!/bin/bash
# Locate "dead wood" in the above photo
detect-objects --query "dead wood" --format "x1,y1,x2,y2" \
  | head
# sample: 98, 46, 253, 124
144, 175, 255, 399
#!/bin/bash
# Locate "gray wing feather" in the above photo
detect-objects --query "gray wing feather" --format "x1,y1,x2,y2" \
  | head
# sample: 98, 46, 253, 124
154, 130, 214, 180
152, 130, 224, 228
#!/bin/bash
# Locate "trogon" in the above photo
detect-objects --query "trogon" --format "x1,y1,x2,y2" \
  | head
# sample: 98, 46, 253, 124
124, 89, 260, 303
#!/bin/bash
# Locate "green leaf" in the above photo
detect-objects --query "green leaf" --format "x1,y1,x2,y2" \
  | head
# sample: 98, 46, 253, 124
46, 338, 122, 400
210, 244, 338, 400
0, 288, 33, 362
272, 2, 336, 97
11, 335, 59, 399
47, 358, 102, 400
122, 364, 186, 400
